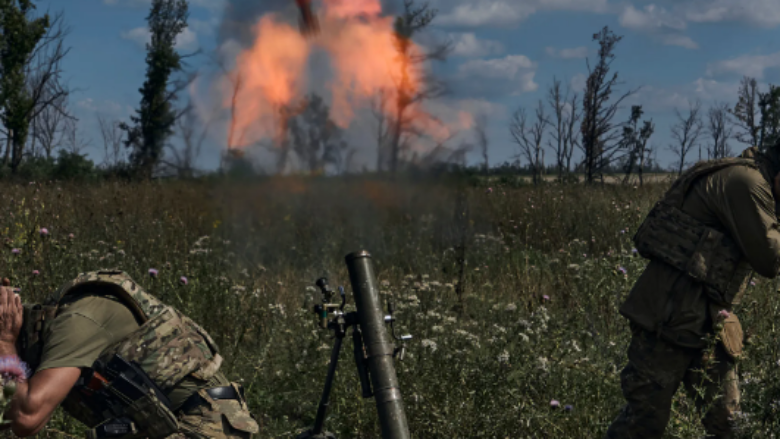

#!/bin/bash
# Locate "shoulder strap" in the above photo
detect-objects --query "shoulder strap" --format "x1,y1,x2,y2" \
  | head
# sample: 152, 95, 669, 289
48, 270, 166, 324
664, 158, 758, 208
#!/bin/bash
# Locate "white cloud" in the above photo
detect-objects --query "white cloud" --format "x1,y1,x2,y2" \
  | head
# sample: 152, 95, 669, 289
618, 4, 699, 49
570, 73, 587, 92
706, 51, 780, 79
626, 78, 739, 112
546, 46, 588, 59
680, 0, 780, 27
458, 55, 539, 95
120, 27, 199, 51
76, 98, 133, 117
190, 17, 219, 37
436, 0, 608, 27
450, 33, 505, 58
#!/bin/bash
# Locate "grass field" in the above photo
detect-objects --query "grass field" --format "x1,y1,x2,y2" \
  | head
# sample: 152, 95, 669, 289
3, 177, 780, 438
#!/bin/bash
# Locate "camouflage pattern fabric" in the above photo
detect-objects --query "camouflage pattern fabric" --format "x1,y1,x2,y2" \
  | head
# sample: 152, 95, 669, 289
633, 157, 758, 308
605, 325, 739, 439
167, 383, 259, 439
46, 271, 258, 437
50, 270, 223, 391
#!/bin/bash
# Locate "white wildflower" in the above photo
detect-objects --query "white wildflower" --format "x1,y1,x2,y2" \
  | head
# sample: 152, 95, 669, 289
505, 303, 517, 312
421, 339, 438, 352
497, 350, 510, 364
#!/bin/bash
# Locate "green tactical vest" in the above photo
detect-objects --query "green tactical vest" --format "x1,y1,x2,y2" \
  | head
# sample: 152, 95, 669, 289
633, 157, 759, 308
45, 270, 223, 435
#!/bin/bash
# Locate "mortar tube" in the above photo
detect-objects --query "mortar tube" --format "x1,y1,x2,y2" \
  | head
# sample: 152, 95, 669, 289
345, 251, 410, 439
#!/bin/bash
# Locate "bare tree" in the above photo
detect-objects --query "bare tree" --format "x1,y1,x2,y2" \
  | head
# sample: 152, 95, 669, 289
547, 78, 581, 181
380, 0, 451, 174
708, 102, 733, 159
97, 114, 127, 167
510, 101, 548, 185
564, 93, 581, 178
619, 106, 654, 186
668, 100, 704, 175
579, 26, 637, 183
159, 104, 209, 178
473, 113, 489, 175
62, 118, 90, 155
730, 76, 761, 148
32, 92, 69, 159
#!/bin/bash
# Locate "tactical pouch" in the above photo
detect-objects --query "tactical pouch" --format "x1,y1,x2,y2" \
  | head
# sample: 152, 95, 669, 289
197, 383, 259, 436
710, 304, 744, 360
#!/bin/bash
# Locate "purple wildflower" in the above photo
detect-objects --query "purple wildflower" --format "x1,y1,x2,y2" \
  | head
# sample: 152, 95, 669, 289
68, 233, 75, 240
542, 294, 551, 302
32, 270, 39, 276
11, 249, 20, 255
179, 276, 188, 286
564, 404, 573, 412
486, 187, 493, 194
618, 266, 628, 275
750, 280, 756, 287
631, 248, 638, 254
39, 228, 48, 236
550, 400, 560, 409
0, 356, 30, 383
718, 309, 730, 320
148, 268, 159, 278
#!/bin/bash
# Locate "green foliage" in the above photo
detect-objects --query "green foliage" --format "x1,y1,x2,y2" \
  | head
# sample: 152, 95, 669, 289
758, 84, 780, 150
289, 93, 348, 173
0, 0, 50, 171
120, 0, 189, 180
51, 150, 94, 181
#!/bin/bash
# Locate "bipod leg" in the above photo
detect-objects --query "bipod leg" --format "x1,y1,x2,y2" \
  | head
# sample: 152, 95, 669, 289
311, 333, 344, 436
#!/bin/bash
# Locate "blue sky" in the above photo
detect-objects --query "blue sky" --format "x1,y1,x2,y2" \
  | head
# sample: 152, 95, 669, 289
35, 0, 780, 171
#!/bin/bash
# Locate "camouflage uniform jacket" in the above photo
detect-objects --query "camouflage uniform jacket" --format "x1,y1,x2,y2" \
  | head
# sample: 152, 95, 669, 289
45, 270, 259, 438
622, 151, 780, 349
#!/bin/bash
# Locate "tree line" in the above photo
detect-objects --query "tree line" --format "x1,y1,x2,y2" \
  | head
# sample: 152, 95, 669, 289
502, 26, 780, 186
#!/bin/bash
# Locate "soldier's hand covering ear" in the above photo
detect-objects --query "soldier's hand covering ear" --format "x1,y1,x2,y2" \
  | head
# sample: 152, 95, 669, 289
0, 285, 22, 346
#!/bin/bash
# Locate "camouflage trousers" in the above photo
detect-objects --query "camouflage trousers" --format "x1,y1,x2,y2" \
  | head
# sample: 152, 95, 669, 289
167, 385, 260, 439
605, 325, 739, 439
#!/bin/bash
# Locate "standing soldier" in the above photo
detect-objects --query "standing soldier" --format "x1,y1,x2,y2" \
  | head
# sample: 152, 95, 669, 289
0, 270, 259, 438
606, 146, 780, 438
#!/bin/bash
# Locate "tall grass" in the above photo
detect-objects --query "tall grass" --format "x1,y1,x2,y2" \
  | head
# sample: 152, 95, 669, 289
2, 177, 780, 438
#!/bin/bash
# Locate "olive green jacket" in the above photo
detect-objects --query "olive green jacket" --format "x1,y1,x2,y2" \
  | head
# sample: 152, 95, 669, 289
620, 161, 780, 347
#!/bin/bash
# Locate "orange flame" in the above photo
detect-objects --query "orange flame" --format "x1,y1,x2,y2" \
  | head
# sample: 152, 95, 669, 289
221, 0, 466, 152
225, 15, 310, 148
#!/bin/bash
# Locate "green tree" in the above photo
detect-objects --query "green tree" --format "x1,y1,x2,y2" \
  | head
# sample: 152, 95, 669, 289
289, 93, 349, 174
120, 0, 189, 180
0, 2, 69, 173
620, 105, 654, 186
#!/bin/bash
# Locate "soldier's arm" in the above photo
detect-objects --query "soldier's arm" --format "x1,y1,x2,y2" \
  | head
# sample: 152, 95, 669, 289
0, 363, 81, 437
716, 168, 780, 277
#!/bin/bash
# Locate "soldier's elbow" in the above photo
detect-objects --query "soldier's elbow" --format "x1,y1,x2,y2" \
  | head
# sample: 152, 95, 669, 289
11, 412, 47, 437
